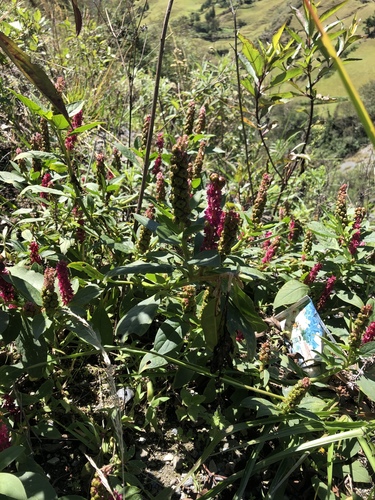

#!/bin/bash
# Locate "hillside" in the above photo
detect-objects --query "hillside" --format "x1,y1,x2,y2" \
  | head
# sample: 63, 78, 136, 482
145, 0, 375, 98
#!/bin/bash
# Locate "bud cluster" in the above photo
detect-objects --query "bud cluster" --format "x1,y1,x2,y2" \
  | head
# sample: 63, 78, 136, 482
348, 304, 372, 352
194, 105, 206, 135
137, 205, 155, 254
169, 135, 191, 225
65, 110, 83, 151
304, 262, 323, 285
217, 209, 240, 256
181, 285, 196, 314
184, 101, 196, 136
317, 275, 336, 311
252, 173, 272, 225
141, 115, 151, 150
201, 173, 226, 251
262, 236, 281, 264
281, 377, 311, 413
335, 184, 348, 226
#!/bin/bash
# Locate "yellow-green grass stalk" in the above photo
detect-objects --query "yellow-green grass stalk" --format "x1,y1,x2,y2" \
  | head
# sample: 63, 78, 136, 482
304, 0, 375, 147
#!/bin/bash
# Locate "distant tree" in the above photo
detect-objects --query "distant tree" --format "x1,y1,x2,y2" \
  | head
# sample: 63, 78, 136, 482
364, 14, 375, 37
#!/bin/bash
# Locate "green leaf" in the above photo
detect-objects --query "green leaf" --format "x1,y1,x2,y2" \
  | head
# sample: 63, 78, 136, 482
0, 446, 25, 472
359, 341, 375, 357
0, 365, 23, 389
226, 300, 257, 359
333, 460, 372, 483
16, 471, 58, 500
357, 375, 375, 402
201, 299, 220, 351
64, 314, 102, 350
68, 122, 103, 135
16, 324, 47, 380
0, 311, 9, 336
106, 262, 173, 278
189, 250, 221, 267
0, 473, 27, 500
238, 33, 264, 78
0, 32, 70, 122
133, 214, 159, 232
68, 262, 104, 280
320, 0, 348, 22
92, 302, 113, 345
116, 295, 160, 342
8, 267, 43, 306
270, 67, 304, 87
307, 221, 337, 239
230, 284, 267, 332
273, 280, 310, 309
0, 171, 25, 184
69, 285, 102, 307
10, 92, 52, 120
114, 143, 141, 166
335, 290, 364, 309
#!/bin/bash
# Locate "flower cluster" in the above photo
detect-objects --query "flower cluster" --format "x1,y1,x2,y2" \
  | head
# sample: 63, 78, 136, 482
153, 133, 164, 175
217, 209, 240, 256
184, 100, 196, 136
262, 236, 281, 264
65, 110, 83, 150
29, 240, 42, 265
137, 205, 155, 254
191, 140, 206, 179
0, 418, 10, 452
362, 322, 375, 344
54, 76, 66, 94
304, 262, 322, 285
252, 173, 272, 225
288, 218, 302, 243
335, 183, 348, 226
201, 173, 226, 250
169, 135, 191, 225
194, 105, 206, 134
348, 304, 372, 352
349, 207, 365, 256
56, 261, 74, 305
141, 114, 151, 149
317, 275, 336, 311
73, 206, 85, 243
303, 230, 314, 256
0, 261, 16, 307
41, 267, 58, 315
281, 377, 311, 413
181, 285, 196, 314
258, 341, 271, 368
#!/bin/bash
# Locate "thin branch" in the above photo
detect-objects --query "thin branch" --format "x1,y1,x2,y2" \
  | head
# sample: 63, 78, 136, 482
229, 0, 254, 202
135, 0, 174, 223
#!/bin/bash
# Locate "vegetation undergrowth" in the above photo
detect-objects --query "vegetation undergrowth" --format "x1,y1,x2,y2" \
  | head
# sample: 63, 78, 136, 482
0, 1, 375, 499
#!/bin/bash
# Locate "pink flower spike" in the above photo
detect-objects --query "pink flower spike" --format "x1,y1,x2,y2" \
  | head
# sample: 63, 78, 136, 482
29, 240, 42, 265
0, 420, 10, 452
363, 322, 375, 344
56, 261, 74, 305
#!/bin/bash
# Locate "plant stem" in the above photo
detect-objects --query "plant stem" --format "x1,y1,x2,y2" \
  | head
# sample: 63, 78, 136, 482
135, 0, 174, 226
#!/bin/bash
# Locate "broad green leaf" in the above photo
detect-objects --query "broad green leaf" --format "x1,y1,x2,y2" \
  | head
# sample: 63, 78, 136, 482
92, 303, 113, 345
270, 67, 304, 87
16, 471, 58, 500
114, 143, 141, 165
273, 280, 310, 309
201, 299, 220, 351
359, 341, 375, 357
64, 314, 102, 350
139, 352, 167, 371
68, 262, 104, 280
0, 171, 25, 184
8, 267, 43, 306
226, 300, 257, 359
15, 151, 60, 162
335, 290, 363, 309
68, 122, 103, 135
0, 32, 70, 122
106, 262, 173, 278
51, 114, 70, 130
0, 365, 23, 389
0, 473, 27, 500
10, 91, 52, 120
69, 284, 102, 307
116, 295, 160, 341
16, 324, 47, 380
154, 319, 186, 355
333, 460, 372, 483
357, 375, 375, 402
307, 221, 336, 239
239, 33, 264, 77
0, 311, 9, 336
189, 250, 221, 268
133, 214, 159, 232
230, 284, 267, 331
0, 446, 25, 472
